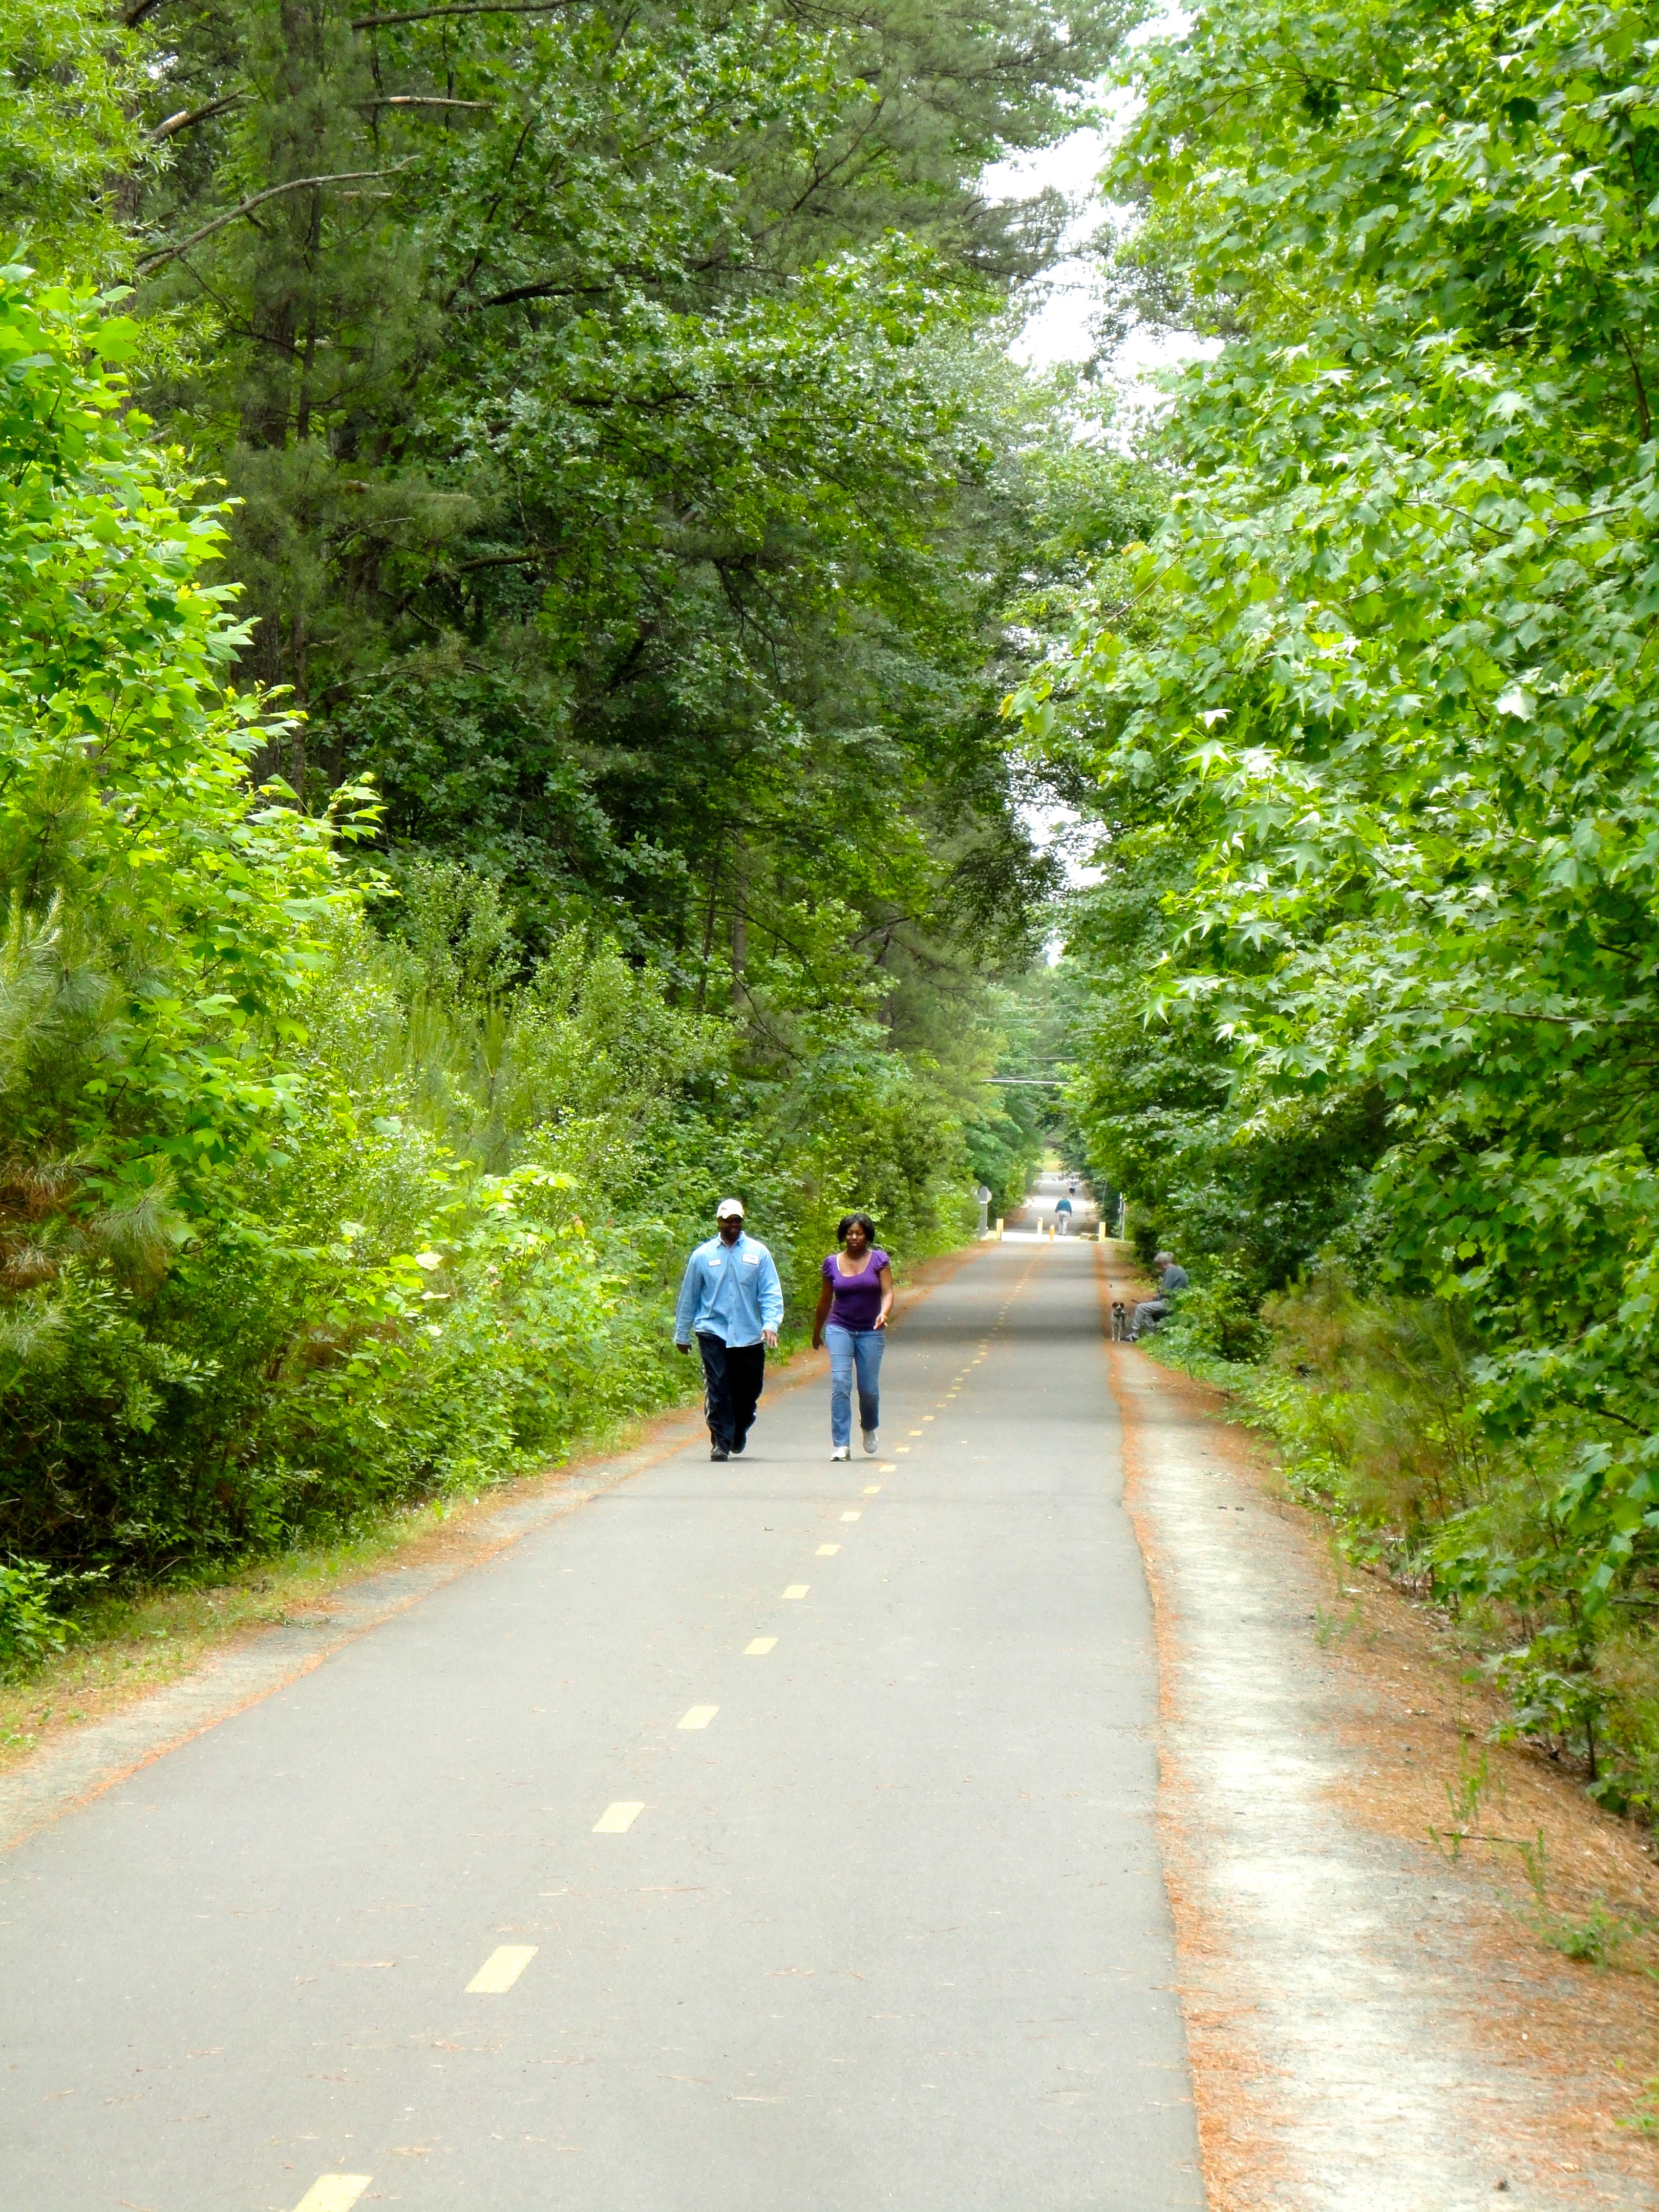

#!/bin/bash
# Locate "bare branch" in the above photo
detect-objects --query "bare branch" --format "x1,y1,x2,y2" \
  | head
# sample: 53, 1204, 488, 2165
150, 93, 244, 142
358, 94, 494, 109
352, 0, 576, 26
475, 279, 605, 308
135, 163, 413, 275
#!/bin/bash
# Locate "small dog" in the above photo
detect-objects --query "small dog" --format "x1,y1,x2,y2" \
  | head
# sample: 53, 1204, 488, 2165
1111, 1300, 1130, 1342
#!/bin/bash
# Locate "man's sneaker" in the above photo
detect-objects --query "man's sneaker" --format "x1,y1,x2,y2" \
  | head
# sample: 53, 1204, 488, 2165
862, 1429, 879, 1455
731, 1437, 747, 1456
831, 1445, 850, 1461
711, 1444, 730, 1461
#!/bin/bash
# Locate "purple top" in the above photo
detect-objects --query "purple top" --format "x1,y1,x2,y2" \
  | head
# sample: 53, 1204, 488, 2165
822, 1247, 891, 1331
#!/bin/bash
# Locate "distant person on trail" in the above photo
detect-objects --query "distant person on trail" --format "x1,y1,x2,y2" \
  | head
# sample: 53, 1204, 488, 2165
1132, 1250, 1189, 1341
674, 1198, 783, 1461
811, 1212, 894, 1461
1054, 1193, 1074, 1235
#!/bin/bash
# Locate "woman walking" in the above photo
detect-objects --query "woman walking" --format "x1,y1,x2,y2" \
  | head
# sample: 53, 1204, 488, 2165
812, 1213, 894, 1461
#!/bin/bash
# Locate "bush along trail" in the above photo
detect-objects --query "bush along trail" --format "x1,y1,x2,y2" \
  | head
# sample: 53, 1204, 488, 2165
1022, 0, 1659, 1830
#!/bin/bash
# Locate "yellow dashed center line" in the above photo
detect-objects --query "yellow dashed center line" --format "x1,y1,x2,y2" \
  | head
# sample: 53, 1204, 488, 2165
292, 2182, 372, 2212
592, 1801, 645, 1834
466, 1944, 538, 1992
301, 1256, 1056, 2175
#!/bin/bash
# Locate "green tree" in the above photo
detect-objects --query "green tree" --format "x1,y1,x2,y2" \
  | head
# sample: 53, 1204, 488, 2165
0, 264, 380, 1565
0, 267, 353, 1188
113, 0, 1123, 987
1020, 0, 1659, 1622
0, 1, 135, 273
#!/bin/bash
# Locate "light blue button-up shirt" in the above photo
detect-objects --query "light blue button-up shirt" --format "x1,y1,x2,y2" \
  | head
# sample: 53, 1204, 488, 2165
674, 1231, 784, 1348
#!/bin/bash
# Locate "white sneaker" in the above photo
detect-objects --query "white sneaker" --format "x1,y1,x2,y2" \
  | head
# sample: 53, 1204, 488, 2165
831, 1445, 850, 1461
862, 1429, 878, 1455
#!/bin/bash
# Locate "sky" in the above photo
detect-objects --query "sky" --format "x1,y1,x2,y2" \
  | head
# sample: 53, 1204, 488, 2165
981, 11, 1205, 385
982, 119, 1122, 910
980, 66, 1211, 929
981, 124, 1115, 373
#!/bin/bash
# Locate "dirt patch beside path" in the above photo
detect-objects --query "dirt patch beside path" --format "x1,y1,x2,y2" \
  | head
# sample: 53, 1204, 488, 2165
1097, 1247, 1659, 2210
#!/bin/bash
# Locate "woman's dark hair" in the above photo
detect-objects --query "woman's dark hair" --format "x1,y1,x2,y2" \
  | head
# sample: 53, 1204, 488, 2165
837, 1212, 877, 1246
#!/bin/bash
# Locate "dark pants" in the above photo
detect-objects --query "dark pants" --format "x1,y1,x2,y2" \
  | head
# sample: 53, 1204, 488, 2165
697, 1332, 766, 1451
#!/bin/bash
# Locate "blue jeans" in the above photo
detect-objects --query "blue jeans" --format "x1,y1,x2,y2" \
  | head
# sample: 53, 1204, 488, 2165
825, 1322, 883, 1447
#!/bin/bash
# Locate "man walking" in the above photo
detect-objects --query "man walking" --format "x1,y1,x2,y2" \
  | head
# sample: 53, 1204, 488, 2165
674, 1198, 784, 1460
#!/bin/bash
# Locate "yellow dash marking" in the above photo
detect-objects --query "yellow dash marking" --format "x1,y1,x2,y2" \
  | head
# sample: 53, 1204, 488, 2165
782, 1583, 809, 1600
746, 1636, 777, 1655
907, 1429, 923, 1436
816, 1543, 840, 1556
878, 1462, 897, 1472
922, 1415, 934, 1422
840, 1510, 861, 1522
863, 1485, 881, 1495
895, 1447, 910, 1454
466, 1945, 537, 1993
592, 1801, 645, 1834
678, 1705, 719, 1731
293, 2182, 373, 2212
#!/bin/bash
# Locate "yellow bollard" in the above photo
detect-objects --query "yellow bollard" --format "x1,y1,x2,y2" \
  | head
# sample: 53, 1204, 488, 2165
995, 1217, 1004, 1241
1097, 1221, 1105, 1243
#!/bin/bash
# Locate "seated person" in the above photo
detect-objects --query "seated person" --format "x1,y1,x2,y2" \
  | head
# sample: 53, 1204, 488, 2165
1132, 1250, 1189, 1339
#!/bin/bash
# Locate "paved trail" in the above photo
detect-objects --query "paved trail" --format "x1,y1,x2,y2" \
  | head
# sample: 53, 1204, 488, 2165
1, 1239, 1203, 2211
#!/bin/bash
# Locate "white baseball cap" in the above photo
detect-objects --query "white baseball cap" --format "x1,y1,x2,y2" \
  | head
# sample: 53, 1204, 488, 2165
715, 1197, 745, 1219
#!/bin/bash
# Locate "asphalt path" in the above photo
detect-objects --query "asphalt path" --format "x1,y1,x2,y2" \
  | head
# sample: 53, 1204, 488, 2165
1, 1236, 1204, 2211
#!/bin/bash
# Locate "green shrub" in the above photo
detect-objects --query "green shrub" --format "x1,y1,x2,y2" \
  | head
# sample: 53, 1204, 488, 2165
0, 1559, 75, 1673
1155, 1266, 1268, 1366
1142, 1260, 1659, 1819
